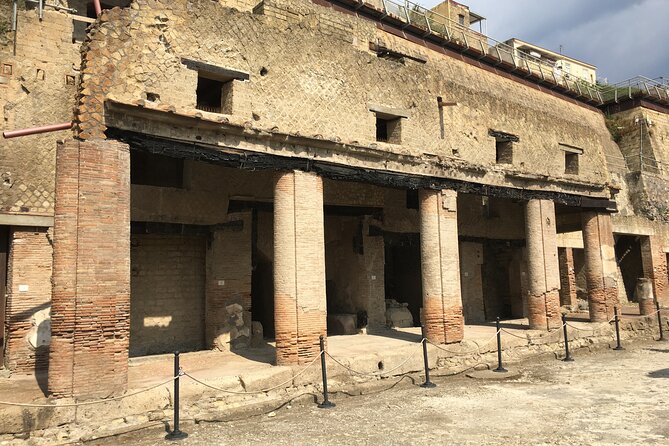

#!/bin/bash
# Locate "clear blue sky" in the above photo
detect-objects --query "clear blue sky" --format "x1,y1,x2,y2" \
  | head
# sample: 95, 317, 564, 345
419, 0, 669, 84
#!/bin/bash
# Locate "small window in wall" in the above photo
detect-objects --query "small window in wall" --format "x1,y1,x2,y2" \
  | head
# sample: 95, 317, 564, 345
131, 151, 184, 188
196, 75, 232, 114
182, 59, 249, 115
376, 115, 402, 144
458, 14, 465, 26
560, 144, 583, 175
496, 140, 513, 164
369, 105, 408, 144
489, 130, 519, 165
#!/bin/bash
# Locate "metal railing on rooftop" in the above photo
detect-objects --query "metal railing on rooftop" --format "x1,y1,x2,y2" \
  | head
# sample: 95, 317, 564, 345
601, 76, 669, 104
374, 0, 603, 103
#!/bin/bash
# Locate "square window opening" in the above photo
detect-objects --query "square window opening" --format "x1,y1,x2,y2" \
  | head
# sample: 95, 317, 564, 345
376, 115, 402, 144
458, 14, 465, 26
565, 152, 579, 175
196, 75, 232, 114
496, 140, 513, 164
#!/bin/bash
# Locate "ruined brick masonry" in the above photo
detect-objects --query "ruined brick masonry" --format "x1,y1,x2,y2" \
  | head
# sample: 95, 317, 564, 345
1, 0, 669, 400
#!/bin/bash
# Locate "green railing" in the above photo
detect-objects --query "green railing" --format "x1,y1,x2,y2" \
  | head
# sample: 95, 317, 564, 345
600, 76, 669, 103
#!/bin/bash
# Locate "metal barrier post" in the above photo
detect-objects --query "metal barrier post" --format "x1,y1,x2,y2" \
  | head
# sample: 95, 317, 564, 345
420, 327, 436, 388
165, 351, 187, 440
317, 335, 335, 409
613, 307, 624, 351
562, 314, 574, 361
493, 317, 507, 373
657, 301, 666, 341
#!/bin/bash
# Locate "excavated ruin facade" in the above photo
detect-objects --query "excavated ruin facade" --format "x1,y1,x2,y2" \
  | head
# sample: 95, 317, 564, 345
1, 0, 668, 398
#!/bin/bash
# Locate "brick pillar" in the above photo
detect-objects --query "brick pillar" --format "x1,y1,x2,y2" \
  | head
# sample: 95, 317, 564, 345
558, 247, 578, 307
581, 211, 618, 322
273, 171, 326, 365
418, 189, 464, 344
48, 140, 130, 398
525, 199, 561, 330
641, 236, 669, 306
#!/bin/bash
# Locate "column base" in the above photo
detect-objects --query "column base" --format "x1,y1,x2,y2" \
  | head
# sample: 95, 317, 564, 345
424, 305, 464, 344
528, 290, 561, 330
640, 298, 655, 316
589, 287, 618, 322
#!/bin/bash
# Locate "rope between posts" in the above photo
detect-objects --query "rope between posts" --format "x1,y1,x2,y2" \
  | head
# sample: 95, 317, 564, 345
501, 323, 566, 342
325, 342, 423, 377
427, 329, 500, 355
620, 309, 660, 320
183, 351, 323, 395
0, 376, 178, 408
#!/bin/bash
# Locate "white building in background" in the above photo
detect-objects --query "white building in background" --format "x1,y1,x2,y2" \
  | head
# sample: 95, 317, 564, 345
505, 38, 597, 85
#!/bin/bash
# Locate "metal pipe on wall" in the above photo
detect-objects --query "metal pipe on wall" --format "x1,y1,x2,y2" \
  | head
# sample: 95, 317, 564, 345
93, 0, 102, 17
2, 122, 73, 139
12, 0, 18, 56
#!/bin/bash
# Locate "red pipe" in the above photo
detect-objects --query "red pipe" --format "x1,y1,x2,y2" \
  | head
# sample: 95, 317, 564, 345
93, 0, 102, 17
3, 122, 73, 139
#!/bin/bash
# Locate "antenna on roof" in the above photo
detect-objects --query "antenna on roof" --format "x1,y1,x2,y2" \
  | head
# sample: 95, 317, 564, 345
559, 44, 563, 54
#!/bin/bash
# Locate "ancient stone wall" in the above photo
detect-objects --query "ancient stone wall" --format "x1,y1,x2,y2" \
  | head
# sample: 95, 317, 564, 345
206, 211, 253, 351
130, 233, 206, 356
0, 6, 81, 216
4, 227, 52, 372
76, 0, 616, 198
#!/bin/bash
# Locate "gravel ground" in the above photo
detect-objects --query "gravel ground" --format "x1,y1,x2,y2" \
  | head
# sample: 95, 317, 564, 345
88, 341, 669, 446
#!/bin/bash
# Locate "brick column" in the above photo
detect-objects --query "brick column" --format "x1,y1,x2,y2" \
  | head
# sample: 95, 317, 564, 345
581, 211, 618, 322
48, 140, 130, 398
641, 236, 669, 306
525, 199, 561, 330
273, 171, 326, 365
418, 189, 464, 344
558, 247, 578, 307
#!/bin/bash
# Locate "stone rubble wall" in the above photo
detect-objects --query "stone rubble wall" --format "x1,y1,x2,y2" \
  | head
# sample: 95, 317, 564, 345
76, 0, 616, 194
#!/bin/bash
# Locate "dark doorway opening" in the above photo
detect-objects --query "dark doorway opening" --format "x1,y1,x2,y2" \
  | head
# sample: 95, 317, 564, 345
251, 210, 275, 339
384, 232, 422, 327
481, 240, 524, 321
616, 235, 644, 302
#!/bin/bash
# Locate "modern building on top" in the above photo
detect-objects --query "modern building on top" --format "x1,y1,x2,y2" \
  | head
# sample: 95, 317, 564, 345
505, 38, 598, 85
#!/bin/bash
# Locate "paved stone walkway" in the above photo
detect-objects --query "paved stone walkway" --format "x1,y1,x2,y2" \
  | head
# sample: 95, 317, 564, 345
87, 340, 669, 446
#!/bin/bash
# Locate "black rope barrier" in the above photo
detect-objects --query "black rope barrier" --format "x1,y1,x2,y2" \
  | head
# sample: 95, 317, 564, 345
562, 314, 574, 362
166, 351, 188, 441
613, 307, 624, 351
420, 326, 436, 388
318, 335, 335, 409
494, 317, 507, 373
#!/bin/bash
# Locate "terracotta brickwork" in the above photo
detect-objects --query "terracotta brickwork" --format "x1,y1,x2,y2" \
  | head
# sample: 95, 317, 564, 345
273, 171, 327, 365
4, 228, 52, 372
419, 189, 464, 344
582, 211, 619, 322
558, 247, 578, 307
48, 139, 130, 398
525, 199, 561, 330
641, 236, 669, 306
130, 234, 206, 356
206, 212, 253, 351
